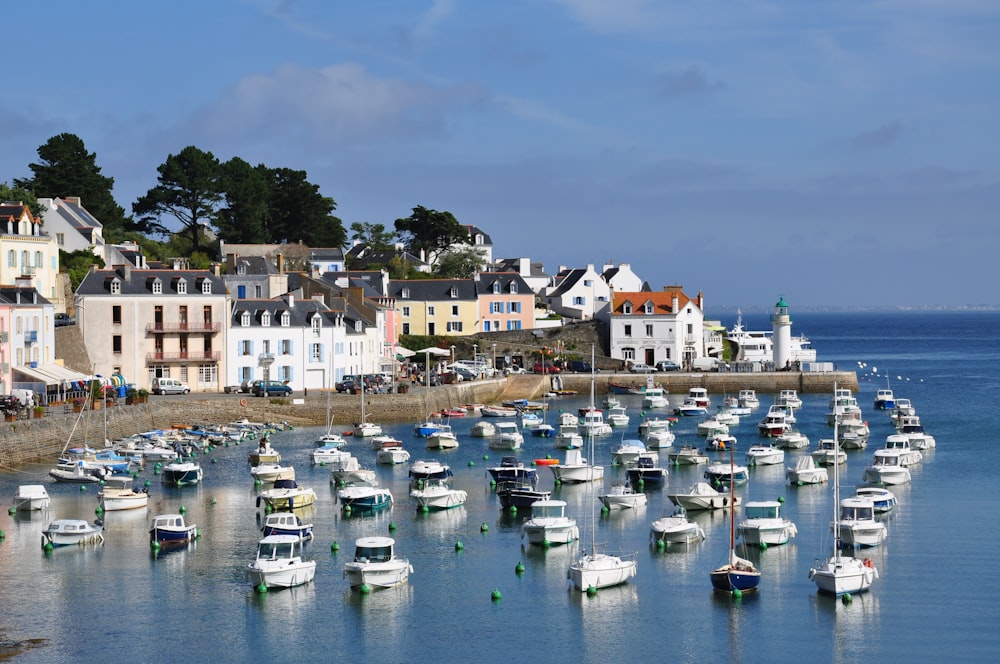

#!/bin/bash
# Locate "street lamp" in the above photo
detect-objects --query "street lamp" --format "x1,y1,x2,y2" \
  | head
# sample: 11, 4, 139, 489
450, 345, 455, 367
258, 351, 275, 395
492, 343, 497, 373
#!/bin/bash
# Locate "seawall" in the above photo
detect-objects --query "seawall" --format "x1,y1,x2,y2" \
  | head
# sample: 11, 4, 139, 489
0, 371, 856, 467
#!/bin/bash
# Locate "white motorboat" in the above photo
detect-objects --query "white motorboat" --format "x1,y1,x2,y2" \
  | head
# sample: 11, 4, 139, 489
426, 425, 459, 450
704, 461, 749, 487
627, 454, 668, 489
353, 421, 384, 438
247, 437, 281, 466
312, 443, 352, 465
149, 513, 198, 547
550, 447, 604, 484
826, 392, 861, 427
606, 405, 630, 427
873, 387, 895, 411
489, 421, 523, 451
369, 434, 403, 451
375, 439, 411, 465
332, 466, 378, 488
890, 398, 917, 426
835, 496, 887, 548
697, 416, 730, 438
408, 459, 454, 482
260, 512, 314, 540
521, 499, 579, 546
487, 457, 538, 486
470, 420, 496, 438
12, 485, 50, 511
246, 535, 316, 590
837, 411, 870, 449
810, 384, 879, 596
637, 417, 675, 438
786, 456, 828, 485
810, 439, 846, 466
611, 439, 651, 467
48, 462, 107, 484
580, 408, 613, 437
774, 429, 810, 450
249, 463, 294, 484
599, 483, 647, 510
674, 399, 708, 417
883, 435, 924, 465
757, 411, 792, 438
99, 476, 149, 511
667, 482, 741, 511
667, 445, 708, 466
343, 536, 412, 590
641, 387, 669, 410
257, 479, 317, 510
856, 486, 897, 514
714, 409, 741, 427
861, 449, 912, 485
414, 417, 446, 438
410, 479, 467, 510
338, 486, 393, 510
726, 309, 817, 365
314, 432, 347, 448
738, 500, 798, 546
554, 423, 584, 450
895, 415, 936, 450
643, 427, 675, 450
650, 509, 706, 544
687, 387, 711, 408
777, 389, 802, 409
745, 443, 784, 466
737, 389, 760, 410
42, 519, 104, 547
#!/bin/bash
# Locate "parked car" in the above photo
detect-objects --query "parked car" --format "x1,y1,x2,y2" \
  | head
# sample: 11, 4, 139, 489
567, 360, 599, 373
452, 366, 478, 381
252, 380, 292, 397
151, 377, 191, 395
655, 360, 681, 372
0, 395, 21, 413
628, 362, 657, 374
533, 362, 561, 374
54, 313, 74, 327
504, 365, 526, 375
336, 376, 360, 393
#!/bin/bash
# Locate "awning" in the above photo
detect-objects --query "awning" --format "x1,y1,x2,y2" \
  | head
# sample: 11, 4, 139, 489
394, 345, 416, 359
13, 363, 91, 389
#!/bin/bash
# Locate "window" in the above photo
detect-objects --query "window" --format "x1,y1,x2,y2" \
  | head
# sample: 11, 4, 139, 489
311, 316, 321, 337
402, 323, 410, 335
491, 302, 503, 314
447, 321, 463, 332
7, 250, 14, 267
110, 280, 121, 295
623, 303, 632, 315
240, 367, 253, 382
203, 306, 212, 325
254, 285, 262, 298
573, 296, 584, 305
148, 365, 169, 381
646, 324, 653, 336
451, 305, 459, 316
180, 365, 188, 382
237, 263, 247, 275
112, 335, 122, 354
112, 306, 122, 325
56, 233, 65, 246
151, 279, 162, 294
449, 287, 458, 298
623, 348, 635, 361
241, 312, 250, 326
261, 312, 271, 327
179, 305, 188, 328
201, 280, 212, 294
278, 366, 292, 382
263, 340, 271, 354
492, 282, 501, 294
509, 282, 518, 294
240, 340, 252, 356
176, 280, 187, 294
484, 321, 491, 332
427, 306, 435, 316
644, 303, 653, 314
509, 302, 521, 313
401, 287, 410, 299
280, 313, 289, 327
179, 334, 188, 355
281, 340, 292, 355
237, 285, 246, 299
583, 279, 592, 287
624, 325, 632, 337
402, 306, 411, 317
310, 343, 322, 362
507, 320, 522, 330
198, 364, 217, 384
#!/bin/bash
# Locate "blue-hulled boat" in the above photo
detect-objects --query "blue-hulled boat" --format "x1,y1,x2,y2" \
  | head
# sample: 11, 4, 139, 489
710, 446, 760, 594
496, 481, 550, 509
260, 512, 314, 540
337, 486, 393, 510
486, 457, 538, 486
626, 455, 668, 489
149, 514, 198, 546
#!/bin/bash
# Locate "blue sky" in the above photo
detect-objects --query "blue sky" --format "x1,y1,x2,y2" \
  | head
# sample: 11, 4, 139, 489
3, 1, 998, 308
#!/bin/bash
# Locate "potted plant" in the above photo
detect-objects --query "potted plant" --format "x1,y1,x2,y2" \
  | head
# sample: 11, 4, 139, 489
125, 387, 137, 405
72, 398, 86, 413
397, 382, 409, 394
33, 405, 45, 419
137, 388, 149, 403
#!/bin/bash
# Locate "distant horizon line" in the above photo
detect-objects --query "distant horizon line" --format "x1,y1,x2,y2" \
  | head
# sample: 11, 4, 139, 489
706, 305, 1000, 314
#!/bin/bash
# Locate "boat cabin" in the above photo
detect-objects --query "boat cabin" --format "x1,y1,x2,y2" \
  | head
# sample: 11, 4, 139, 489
840, 499, 875, 522
353, 536, 396, 563
256, 535, 302, 561
528, 499, 567, 518
743, 502, 782, 519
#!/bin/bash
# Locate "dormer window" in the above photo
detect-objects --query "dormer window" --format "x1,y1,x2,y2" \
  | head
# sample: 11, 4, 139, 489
644, 302, 653, 314
449, 287, 458, 299
241, 312, 250, 326
151, 279, 162, 295
237, 263, 246, 275
311, 315, 321, 336
201, 279, 212, 294
176, 280, 187, 295
354, 320, 362, 333
492, 281, 501, 294
401, 287, 410, 299
110, 279, 121, 295
509, 282, 518, 294
280, 312, 290, 327
623, 303, 632, 315
261, 312, 271, 327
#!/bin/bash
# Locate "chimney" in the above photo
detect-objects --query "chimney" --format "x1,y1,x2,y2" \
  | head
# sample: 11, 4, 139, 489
276, 253, 284, 273
286, 293, 295, 307
65, 196, 81, 205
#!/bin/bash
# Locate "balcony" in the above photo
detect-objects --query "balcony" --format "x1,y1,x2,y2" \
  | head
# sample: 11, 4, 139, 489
24, 331, 38, 344
145, 351, 221, 363
145, 322, 221, 334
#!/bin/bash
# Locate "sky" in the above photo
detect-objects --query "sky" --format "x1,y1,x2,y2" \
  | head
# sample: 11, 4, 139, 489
2, 1, 998, 309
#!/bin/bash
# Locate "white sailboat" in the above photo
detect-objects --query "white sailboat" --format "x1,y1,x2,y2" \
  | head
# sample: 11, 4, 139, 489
809, 383, 880, 596
568, 347, 637, 592
352, 353, 382, 438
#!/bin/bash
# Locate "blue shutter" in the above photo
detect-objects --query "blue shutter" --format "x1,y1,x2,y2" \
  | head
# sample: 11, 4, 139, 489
237, 285, 246, 298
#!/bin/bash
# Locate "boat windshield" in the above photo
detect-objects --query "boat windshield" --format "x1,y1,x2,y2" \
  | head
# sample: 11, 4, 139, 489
258, 541, 295, 559
354, 545, 392, 563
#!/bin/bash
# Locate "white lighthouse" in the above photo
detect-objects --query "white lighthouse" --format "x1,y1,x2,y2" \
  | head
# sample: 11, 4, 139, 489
772, 296, 792, 369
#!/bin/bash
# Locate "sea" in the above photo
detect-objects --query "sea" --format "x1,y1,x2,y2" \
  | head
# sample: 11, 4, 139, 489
1, 311, 997, 663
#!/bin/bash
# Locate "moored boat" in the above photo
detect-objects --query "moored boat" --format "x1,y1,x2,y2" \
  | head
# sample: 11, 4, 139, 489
41, 519, 104, 548
150, 513, 198, 546
246, 535, 315, 590
343, 536, 412, 589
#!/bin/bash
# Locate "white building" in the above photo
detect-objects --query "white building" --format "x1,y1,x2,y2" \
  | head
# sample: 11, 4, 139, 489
607, 286, 706, 368
543, 264, 611, 320
0, 201, 63, 312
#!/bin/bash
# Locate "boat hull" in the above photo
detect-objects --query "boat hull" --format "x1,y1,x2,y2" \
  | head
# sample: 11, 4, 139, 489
710, 565, 761, 593
344, 560, 412, 589
246, 560, 316, 589
568, 553, 637, 591
650, 518, 705, 544
810, 557, 877, 595
550, 465, 604, 484
522, 522, 579, 545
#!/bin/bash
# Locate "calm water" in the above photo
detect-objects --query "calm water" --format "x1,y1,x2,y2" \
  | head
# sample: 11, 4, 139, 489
1, 311, 998, 663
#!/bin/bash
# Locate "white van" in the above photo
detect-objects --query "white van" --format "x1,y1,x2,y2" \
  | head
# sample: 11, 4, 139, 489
151, 377, 190, 395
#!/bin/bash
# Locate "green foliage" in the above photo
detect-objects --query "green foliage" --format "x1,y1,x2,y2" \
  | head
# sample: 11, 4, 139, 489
350, 222, 397, 251
133, 146, 223, 251
0, 183, 40, 216
216, 157, 270, 243
264, 167, 345, 247
60, 249, 105, 291
435, 245, 487, 278
394, 205, 469, 264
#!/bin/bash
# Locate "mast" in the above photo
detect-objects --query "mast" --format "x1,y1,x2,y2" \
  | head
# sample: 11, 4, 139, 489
588, 345, 597, 555
832, 382, 841, 563
728, 441, 736, 565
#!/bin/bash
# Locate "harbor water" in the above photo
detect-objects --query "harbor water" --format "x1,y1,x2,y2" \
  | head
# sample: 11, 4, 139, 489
1, 311, 997, 663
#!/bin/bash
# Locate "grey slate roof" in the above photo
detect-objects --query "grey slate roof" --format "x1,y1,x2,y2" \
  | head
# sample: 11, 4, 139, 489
389, 278, 479, 301
76, 267, 227, 296
231, 298, 333, 327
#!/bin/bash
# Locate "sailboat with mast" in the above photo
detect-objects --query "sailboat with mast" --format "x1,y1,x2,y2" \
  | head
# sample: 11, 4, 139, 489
352, 350, 383, 438
709, 441, 761, 595
568, 348, 638, 592
809, 383, 880, 596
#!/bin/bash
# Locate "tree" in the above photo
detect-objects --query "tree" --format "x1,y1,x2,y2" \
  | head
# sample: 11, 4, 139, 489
0, 183, 40, 216
350, 222, 396, 252
59, 248, 105, 291
394, 205, 469, 265
435, 245, 487, 279
216, 157, 270, 243
265, 168, 345, 247
132, 146, 223, 252
14, 133, 131, 241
